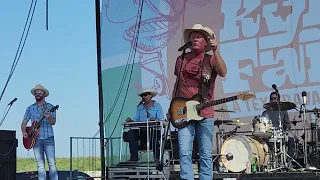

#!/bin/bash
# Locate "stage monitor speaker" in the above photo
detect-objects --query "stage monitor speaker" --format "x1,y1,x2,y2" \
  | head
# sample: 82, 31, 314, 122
0, 130, 18, 180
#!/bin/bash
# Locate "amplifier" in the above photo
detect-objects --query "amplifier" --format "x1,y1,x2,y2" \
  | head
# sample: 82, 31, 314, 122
0, 130, 18, 180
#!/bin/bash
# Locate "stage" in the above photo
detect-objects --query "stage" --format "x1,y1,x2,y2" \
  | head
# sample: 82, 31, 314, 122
106, 161, 320, 179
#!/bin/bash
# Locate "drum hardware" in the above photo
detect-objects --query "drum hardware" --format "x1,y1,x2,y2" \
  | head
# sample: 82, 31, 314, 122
214, 107, 236, 113
214, 119, 233, 126
216, 109, 229, 145
289, 116, 303, 164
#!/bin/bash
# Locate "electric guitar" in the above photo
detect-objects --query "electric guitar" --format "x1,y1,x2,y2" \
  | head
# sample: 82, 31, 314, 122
168, 92, 255, 128
23, 105, 59, 150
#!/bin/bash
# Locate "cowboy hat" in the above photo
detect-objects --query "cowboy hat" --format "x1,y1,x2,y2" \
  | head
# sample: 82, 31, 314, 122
31, 84, 49, 97
183, 23, 216, 52
138, 88, 158, 98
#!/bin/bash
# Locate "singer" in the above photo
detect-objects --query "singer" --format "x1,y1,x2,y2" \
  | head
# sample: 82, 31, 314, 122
168, 24, 227, 179
124, 88, 164, 163
20, 84, 58, 180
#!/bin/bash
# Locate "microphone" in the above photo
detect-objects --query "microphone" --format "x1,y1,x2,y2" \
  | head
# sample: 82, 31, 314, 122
137, 99, 144, 107
302, 91, 307, 105
178, 42, 192, 51
272, 84, 278, 93
8, 98, 17, 106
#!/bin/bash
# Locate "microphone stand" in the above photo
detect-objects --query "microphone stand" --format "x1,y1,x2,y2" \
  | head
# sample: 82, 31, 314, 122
302, 103, 309, 168
146, 110, 150, 180
156, 48, 187, 175
0, 103, 15, 128
275, 90, 285, 168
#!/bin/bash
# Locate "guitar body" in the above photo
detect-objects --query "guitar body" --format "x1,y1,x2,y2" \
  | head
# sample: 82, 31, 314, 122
23, 121, 40, 150
169, 94, 204, 128
22, 105, 59, 150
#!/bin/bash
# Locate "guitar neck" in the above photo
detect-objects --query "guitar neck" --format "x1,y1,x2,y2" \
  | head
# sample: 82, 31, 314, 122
196, 95, 238, 110
35, 116, 46, 129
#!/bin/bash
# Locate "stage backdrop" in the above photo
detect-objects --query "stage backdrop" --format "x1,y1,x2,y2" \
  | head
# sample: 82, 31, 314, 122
101, 0, 320, 157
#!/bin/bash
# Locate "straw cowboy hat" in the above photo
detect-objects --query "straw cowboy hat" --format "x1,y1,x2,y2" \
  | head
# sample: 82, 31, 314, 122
138, 88, 158, 98
183, 23, 216, 52
31, 84, 49, 97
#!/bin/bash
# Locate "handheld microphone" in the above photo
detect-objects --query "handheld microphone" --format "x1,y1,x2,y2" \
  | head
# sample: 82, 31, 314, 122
302, 91, 307, 105
272, 84, 278, 93
178, 42, 192, 51
8, 98, 17, 106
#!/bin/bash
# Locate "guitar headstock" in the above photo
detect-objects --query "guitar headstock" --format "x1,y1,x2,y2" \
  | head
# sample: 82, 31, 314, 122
50, 105, 59, 112
237, 92, 256, 101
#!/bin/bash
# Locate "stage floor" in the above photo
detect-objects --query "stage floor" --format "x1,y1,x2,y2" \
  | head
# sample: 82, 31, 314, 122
107, 163, 320, 179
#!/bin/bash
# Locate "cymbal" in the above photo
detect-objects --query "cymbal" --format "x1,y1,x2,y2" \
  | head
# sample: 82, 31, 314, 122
226, 122, 251, 126
263, 102, 296, 111
214, 120, 233, 126
214, 107, 235, 113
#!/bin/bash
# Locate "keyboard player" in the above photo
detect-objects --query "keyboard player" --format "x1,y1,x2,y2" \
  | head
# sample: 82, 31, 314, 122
125, 88, 164, 163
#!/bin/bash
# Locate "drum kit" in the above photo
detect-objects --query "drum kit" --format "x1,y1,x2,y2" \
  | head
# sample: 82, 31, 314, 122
213, 99, 320, 173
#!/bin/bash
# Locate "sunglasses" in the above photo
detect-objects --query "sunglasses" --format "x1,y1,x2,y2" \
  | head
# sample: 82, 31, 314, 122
34, 91, 44, 95
270, 97, 278, 100
140, 93, 150, 97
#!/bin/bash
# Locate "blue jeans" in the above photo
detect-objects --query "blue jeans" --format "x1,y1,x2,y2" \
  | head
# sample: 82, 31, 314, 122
178, 118, 214, 180
33, 136, 58, 180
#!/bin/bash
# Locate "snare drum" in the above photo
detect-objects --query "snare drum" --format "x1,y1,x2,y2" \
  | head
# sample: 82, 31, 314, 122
220, 135, 269, 172
253, 117, 273, 137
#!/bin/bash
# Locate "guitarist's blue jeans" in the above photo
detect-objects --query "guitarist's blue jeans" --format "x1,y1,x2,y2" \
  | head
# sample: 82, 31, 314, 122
33, 136, 58, 180
178, 118, 214, 180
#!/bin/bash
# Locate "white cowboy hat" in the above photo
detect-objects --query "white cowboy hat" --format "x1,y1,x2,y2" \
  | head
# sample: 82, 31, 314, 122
31, 84, 49, 97
138, 88, 158, 98
183, 23, 216, 52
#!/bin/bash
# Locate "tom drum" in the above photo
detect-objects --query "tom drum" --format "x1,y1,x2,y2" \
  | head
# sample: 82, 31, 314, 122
220, 135, 269, 172
253, 117, 273, 137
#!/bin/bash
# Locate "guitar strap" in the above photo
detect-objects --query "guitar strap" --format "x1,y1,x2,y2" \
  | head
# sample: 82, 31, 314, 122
40, 103, 48, 123
200, 54, 213, 100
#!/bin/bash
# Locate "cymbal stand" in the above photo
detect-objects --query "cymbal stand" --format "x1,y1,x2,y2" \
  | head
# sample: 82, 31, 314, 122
276, 93, 286, 167
219, 111, 226, 142
315, 111, 320, 153
291, 118, 300, 159
301, 103, 310, 168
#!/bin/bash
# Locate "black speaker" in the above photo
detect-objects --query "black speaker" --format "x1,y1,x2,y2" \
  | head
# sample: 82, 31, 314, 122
0, 130, 18, 180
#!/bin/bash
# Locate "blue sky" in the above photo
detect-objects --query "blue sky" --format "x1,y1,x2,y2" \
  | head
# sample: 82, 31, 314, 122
0, 1, 99, 157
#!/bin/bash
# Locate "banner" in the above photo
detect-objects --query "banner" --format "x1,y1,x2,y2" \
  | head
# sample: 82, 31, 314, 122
101, 0, 320, 154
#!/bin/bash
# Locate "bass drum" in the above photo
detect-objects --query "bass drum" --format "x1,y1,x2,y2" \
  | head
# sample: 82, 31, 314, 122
220, 135, 269, 172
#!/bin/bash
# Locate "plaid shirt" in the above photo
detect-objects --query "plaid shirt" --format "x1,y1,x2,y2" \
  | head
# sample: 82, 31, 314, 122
23, 102, 56, 139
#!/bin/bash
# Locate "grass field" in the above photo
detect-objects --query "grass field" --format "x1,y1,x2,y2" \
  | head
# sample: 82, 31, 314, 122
17, 157, 102, 172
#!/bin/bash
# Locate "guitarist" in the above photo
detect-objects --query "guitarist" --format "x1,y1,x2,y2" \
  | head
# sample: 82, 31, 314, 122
169, 24, 227, 180
21, 84, 58, 180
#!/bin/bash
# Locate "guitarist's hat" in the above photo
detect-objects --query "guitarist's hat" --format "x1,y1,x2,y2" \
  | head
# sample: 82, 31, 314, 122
138, 88, 158, 98
31, 84, 49, 97
183, 23, 216, 52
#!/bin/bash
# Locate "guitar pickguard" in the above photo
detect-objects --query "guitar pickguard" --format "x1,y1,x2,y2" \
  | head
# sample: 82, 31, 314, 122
185, 100, 203, 121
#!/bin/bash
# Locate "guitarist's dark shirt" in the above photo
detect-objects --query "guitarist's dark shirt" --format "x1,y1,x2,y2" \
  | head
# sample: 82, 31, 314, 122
173, 52, 218, 118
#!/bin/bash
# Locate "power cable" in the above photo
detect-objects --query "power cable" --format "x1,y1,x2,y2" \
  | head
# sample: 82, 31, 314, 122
103, 0, 144, 146
93, 0, 144, 138
0, 0, 38, 103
